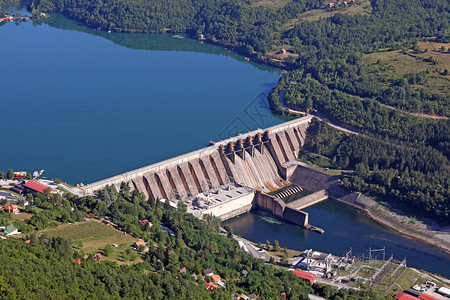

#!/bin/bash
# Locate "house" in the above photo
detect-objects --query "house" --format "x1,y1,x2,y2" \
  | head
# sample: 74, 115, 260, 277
18, 199, 29, 206
293, 270, 317, 284
138, 220, 153, 227
73, 258, 82, 264
179, 267, 187, 274
23, 181, 55, 195
394, 292, 419, 300
204, 282, 219, 291
4, 204, 19, 214
3, 224, 20, 236
248, 294, 257, 300
93, 253, 103, 261
211, 274, 221, 283
134, 239, 146, 248
203, 268, 214, 277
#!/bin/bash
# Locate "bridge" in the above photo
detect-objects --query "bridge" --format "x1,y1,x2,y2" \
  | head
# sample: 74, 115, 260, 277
84, 115, 313, 199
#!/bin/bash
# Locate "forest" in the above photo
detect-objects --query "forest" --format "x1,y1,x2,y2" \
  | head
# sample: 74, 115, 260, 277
0, 185, 389, 299
301, 119, 449, 224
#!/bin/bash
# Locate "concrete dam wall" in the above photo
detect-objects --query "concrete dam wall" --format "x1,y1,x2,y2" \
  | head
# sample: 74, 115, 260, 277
84, 115, 313, 200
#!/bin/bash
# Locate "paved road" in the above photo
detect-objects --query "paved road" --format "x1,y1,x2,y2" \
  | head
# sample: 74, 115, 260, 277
0, 191, 23, 201
279, 90, 360, 135
315, 277, 360, 291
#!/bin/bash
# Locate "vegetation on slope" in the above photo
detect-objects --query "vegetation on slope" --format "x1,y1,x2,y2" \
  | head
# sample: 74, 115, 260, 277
0, 186, 390, 299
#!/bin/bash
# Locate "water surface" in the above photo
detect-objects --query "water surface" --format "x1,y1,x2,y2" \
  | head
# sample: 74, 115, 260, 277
0, 12, 281, 184
224, 200, 450, 277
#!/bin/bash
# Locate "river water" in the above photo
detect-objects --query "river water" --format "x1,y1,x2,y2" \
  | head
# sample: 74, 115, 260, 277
1, 7, 449, 278
224, 200, 450, 277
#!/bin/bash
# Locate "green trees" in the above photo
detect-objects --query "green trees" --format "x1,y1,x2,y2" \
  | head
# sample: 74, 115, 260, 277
302, 120, 449, 224
224, 225, 233, 239
6, 169, 13, 180
0, 171, 4, 180
273, 240, 280, 252
103, 244, 114, 257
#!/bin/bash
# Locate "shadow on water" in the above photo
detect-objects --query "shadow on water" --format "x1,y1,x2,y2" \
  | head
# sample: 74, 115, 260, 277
38, 13, 275, 72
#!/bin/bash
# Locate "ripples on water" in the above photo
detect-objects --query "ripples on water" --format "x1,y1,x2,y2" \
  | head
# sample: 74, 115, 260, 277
224, 200, 450, 277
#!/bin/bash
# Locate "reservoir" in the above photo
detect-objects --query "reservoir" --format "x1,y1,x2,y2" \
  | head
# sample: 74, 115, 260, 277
1, 7, 449, 278
0, 9, 282, 184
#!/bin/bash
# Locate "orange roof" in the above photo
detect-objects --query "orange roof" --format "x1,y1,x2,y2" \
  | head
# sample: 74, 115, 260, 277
204, 282, 219, 290
211, 274, 221, 282
4, 204, 19, 214
135, 239, 146, 247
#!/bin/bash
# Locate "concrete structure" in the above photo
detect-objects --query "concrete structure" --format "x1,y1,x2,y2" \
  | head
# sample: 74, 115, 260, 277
83, 115, 332, 230
200, 187, 256, 221
84, 115, 313, 198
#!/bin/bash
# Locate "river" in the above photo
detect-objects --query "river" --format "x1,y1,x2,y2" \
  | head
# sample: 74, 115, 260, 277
224, 200, 450, 277
1, 6, 449, 278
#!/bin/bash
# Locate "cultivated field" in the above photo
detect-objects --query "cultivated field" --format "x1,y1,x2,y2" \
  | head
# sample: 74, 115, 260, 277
40, 221, 138, 252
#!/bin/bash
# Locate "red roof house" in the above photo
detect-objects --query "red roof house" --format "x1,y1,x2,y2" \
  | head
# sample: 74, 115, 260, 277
4, 204, 19, 214
138, 220, 153, 227
23, 181, 55, 194
293, 270, 317, 284
394, 292, 420, 300
211, 274, 221, 282
73, 258, 82, 264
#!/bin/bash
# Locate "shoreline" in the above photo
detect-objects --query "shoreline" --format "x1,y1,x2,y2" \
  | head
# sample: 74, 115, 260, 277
331, 195, 450, 257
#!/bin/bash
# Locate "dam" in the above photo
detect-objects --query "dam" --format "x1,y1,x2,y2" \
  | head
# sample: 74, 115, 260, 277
84, 115, 328, 229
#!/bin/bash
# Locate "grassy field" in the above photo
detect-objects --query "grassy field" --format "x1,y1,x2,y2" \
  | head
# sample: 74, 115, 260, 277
251, 0, 291, 9
13, 212, 33, 222
363, 42, 450, 95
41, 221, 138, 252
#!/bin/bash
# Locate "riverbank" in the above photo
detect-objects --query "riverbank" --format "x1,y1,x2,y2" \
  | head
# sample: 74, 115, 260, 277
359, 200, 450, 256
289, 164, 450, 256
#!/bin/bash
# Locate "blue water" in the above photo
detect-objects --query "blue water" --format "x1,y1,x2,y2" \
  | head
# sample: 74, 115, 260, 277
0, 13, 281, 184
224, 200, 450, 277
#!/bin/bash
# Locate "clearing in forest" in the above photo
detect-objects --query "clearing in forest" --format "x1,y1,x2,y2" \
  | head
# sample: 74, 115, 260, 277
283, 0, 372, 30
363, 42, 450, 95
251, 0, 292, 9
40, 220, 138, 251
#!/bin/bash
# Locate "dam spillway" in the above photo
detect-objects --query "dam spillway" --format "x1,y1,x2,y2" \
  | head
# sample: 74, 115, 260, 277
84, 115, 313, 199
